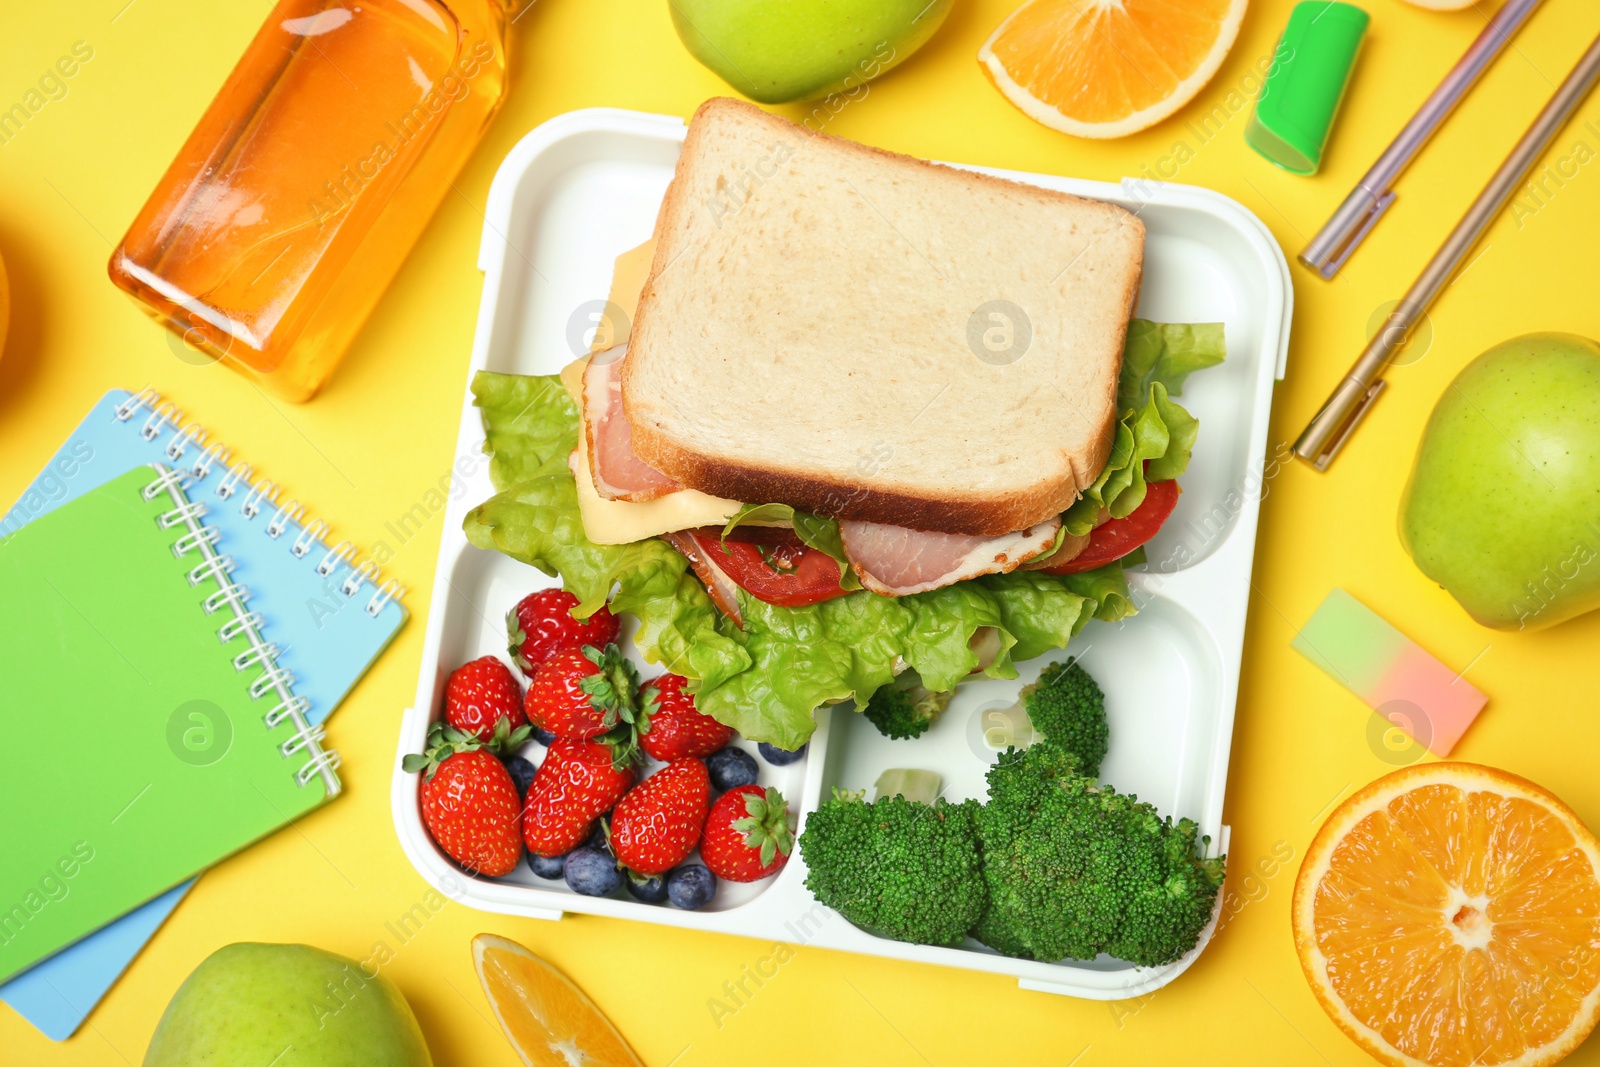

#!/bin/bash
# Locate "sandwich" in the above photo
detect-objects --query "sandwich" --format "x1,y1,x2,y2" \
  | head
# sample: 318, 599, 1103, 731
465, 98, 1225, 748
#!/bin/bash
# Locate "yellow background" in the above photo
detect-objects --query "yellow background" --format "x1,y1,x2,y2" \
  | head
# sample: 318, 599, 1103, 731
3, 0, 1599, 1063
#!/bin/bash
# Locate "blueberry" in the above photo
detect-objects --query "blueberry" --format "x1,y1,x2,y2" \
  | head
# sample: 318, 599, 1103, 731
503, 755, 538, 799
757, 741, 807, 766
586, 819, 613, 855
527, 851, 566, 880
667, 864, 718, 910
564, 847, 622, 897
706, 747, 760, 792
624, 872, 669, 903
530, 724, 556, 746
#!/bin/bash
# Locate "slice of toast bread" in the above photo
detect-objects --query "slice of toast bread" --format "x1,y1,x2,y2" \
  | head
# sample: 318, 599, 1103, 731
621, 97, 1144, 536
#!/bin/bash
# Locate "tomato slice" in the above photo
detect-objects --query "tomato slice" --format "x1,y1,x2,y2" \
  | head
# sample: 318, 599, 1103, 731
1041, 479, 1180, 575
686, 527, 851, 607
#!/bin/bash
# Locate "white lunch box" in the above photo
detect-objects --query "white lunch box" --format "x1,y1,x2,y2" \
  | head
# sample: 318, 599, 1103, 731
392, 107, 1292, 1000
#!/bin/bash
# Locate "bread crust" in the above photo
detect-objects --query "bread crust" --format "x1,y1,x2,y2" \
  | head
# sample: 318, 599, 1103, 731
624, 97, 1144, 537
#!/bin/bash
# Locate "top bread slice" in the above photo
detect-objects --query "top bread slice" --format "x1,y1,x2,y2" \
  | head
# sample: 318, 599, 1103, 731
621, 98, 1145, 537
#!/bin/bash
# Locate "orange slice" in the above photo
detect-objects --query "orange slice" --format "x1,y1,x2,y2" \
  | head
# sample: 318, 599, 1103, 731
473, 933, 644, 1067
978, 0, 1249, 139
1293, 763, 1600, 1067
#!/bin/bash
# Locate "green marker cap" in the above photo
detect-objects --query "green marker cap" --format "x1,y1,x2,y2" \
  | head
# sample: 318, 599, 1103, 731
1246, 1, 1370, 175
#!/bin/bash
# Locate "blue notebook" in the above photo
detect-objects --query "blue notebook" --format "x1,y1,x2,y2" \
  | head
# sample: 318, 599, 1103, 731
0, 388, 408, 1040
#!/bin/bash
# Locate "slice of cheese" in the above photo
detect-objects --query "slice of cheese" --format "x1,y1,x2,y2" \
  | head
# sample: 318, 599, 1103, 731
594, 238, 654, 350
561, 237, 754, 545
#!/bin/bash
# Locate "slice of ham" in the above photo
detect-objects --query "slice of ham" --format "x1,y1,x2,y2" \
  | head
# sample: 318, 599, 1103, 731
583, 344, 681, 502
661, 529, 745, 628
840, 517, 1062, 597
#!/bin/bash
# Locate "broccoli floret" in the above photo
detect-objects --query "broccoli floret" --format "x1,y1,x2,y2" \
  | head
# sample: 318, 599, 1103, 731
971, 741, 1225, 966
799, 788, 985, 946
862, 671, 954, 740
1015, 658, 1108, 777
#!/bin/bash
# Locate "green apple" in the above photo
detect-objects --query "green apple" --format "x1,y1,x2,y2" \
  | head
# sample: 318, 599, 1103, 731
144, 943, 433, 1067
1400, 333, 1600, 631
669, 0, 955, 104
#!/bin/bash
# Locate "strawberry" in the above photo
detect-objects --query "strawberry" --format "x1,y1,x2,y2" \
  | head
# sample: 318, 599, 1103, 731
522, 738, 635, 857
443, 656, 530, 752
507, 589, 619, 673
403, 723, 523, 877
525, 644, 644, 764
639, 674, 733, 761
611, 760, 711, 875
700, 785, 794, 883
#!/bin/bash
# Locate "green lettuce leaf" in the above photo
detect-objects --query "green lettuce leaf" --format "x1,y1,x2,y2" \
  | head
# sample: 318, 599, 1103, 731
1061, 386, 1164, 535
1058, 564, 1137, 624
700, 591, 911, 748
1118, 320, 1227, 411
471, 371, 579, 489
621, 571, 754, 694
1059, 321, 1225, 536
980, 570, 1098, 663
1146, 381, 1201, 484
461, 320, 1219, 747
688, 561, 1134, 747
902, 582, 1017, 692
464, 465, 1132, 745
722, 502, 795, 534
462, 473, 751, 690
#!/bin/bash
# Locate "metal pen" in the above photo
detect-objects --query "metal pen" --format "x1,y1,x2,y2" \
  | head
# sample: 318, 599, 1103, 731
1295, 31, 1600, 471
1300, 0, 1545, 279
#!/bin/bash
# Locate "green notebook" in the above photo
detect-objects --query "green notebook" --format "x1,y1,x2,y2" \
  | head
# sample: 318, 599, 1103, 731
0, 465, 341, 983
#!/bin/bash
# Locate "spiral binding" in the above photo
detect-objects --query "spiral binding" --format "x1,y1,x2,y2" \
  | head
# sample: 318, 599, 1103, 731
113, 387, 405, 618
144, 463, 342, 795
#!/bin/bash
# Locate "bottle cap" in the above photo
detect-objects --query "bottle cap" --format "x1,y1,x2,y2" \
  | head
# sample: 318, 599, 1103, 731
1246, 1, 1371, 175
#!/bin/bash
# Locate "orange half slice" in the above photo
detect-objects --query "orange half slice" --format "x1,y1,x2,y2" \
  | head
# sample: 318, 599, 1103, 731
1293, 763, 1600, 1067
979, 0, 1249, 139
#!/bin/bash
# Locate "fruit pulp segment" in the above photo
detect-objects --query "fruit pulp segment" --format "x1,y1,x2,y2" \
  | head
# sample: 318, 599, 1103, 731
1313, 785, 1600, 1065
987, 0, 1234, 123
479, 946, 640, 1067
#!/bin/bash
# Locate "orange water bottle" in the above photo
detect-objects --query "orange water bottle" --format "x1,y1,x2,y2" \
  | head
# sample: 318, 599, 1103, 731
109, 1, 514, 401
